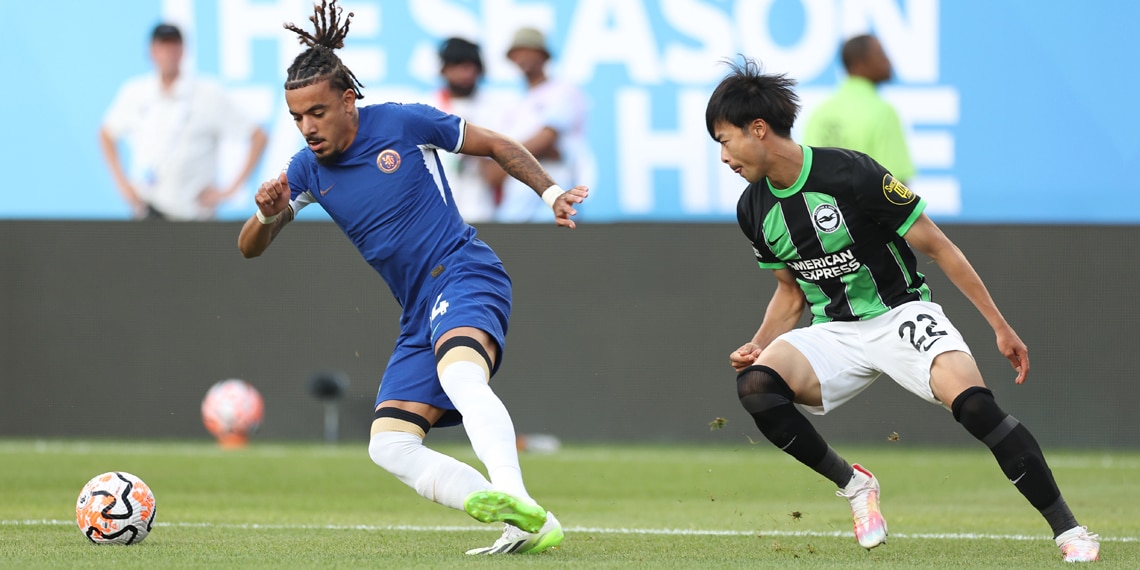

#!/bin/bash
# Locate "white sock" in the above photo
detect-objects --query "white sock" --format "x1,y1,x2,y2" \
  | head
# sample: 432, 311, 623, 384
368, 430, 491, 510
439, 360, 534, 504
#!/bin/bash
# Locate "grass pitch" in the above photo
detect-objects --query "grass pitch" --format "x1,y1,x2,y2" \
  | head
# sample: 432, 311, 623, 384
1, 439, 1137, 568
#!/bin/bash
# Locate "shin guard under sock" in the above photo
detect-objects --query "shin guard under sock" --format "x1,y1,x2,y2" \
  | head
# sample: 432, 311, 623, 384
737, 365, 853, 487
952, 387, 1078, 536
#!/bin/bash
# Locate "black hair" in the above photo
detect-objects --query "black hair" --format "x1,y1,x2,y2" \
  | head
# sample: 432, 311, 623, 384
705, 56, 800, 139
283, 0, 365, 99
439, 37, 484, 73
840, 34, 875, 72
151, 23, 183, 43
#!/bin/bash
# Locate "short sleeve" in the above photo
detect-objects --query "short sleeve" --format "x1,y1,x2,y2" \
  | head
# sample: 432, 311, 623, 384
404, 103, 464, 153
736, 186, 786, 269
850, 153, 926, 236
102, 78, 144, 139
285, 150, 313, 201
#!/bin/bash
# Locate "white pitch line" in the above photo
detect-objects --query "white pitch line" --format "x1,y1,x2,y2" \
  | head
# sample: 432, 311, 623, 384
5, 519, 1135, 543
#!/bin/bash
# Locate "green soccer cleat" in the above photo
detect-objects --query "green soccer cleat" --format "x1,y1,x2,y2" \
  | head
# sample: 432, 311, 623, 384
463, 490, 548, 533
465, 513, 564, 555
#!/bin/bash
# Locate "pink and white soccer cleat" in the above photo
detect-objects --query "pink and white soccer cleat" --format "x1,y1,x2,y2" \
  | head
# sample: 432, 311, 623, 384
836, 464, 888, 549
1056, 525, 1100, 563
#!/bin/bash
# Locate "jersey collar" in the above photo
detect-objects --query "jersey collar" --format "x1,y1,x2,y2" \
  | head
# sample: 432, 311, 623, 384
765, 144, 812, 198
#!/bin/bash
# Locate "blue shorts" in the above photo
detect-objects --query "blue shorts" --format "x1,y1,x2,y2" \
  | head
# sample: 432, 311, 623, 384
374, 250, 511, 428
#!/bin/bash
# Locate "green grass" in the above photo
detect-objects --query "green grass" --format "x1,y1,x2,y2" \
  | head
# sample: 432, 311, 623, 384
0, 439, 1136, 568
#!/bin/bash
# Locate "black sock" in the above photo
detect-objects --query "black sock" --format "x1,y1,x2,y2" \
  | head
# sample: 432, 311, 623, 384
814, 445, 856, 488
738, 365, 853, 487
952, 387, 1079, 537
1041, 497, 1079, 539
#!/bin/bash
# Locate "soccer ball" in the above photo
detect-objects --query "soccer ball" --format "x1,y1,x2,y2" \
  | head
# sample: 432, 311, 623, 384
75, 471, 156, 545
201, 378, 264, 447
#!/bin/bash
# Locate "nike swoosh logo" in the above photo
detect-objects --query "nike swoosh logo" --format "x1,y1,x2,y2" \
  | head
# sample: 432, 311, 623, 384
1010, 472, 1026, 485
320, 184, 335, 196
922, 337, 944, 351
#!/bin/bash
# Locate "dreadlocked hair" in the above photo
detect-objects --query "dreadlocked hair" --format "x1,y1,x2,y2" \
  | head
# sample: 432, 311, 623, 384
283, 0, 365, 99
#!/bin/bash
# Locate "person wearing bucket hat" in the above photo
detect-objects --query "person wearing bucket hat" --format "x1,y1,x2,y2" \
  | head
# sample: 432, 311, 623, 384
430, 37, 500, 223
482, 27, 587, 223
506, 27, 550, 60
100, 23, 267, 220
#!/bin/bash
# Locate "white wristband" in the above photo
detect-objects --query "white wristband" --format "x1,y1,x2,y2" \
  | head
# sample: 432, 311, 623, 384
256, 210, 280, 225
541, 185, 564, 209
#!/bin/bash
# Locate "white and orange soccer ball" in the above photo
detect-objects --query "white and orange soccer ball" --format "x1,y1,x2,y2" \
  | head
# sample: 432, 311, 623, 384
201, 379, 264, 448
75, 471, 157, 545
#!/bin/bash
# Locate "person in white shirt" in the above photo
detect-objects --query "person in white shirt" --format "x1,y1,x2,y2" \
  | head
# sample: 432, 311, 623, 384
99, 24, 268, 221
483, 27, 587, 223
429, 38, 498, 223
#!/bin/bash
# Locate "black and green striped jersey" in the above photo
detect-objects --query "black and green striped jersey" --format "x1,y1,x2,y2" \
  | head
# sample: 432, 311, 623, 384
737, 145, 931, 323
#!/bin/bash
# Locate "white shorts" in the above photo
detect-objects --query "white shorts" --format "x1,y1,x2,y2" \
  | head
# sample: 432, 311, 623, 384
777, 301, 973, 415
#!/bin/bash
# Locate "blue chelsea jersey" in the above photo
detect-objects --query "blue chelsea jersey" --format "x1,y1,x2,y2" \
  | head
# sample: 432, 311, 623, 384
286, 103, 498, 308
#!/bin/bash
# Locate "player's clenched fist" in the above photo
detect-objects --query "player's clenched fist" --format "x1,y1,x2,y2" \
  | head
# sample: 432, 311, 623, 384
729, 343, 762, 372
255, 171, 291, 217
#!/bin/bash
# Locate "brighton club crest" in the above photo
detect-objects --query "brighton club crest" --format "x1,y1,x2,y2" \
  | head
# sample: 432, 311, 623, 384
812, 203, 842, 233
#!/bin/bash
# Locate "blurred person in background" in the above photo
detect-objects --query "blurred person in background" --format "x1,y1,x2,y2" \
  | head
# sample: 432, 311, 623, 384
100, 23, 268, 220
803, 34, 914, 183
483, 27, 587, 223
429, 37, 498, 223
238, 0, 588, 556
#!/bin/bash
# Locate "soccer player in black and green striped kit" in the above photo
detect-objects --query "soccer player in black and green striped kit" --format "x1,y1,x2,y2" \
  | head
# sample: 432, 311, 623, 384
706, 58, 1099, 563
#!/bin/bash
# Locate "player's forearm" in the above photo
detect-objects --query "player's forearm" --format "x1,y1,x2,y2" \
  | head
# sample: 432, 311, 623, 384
238, 207, 291, 258
492, 141, 557, 194
751, 286, 805, 348
935, 247, 1010, 332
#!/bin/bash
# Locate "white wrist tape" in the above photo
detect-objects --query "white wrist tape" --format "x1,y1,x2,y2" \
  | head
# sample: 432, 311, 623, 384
541, 185, 565, 209
256, 210, 280, 225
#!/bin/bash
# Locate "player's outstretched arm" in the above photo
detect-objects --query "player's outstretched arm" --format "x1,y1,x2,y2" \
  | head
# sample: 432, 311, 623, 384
238, 172, 294, 258
459, 123, 588, 228
731, 268, 806, 372
903, 214, 1029, 383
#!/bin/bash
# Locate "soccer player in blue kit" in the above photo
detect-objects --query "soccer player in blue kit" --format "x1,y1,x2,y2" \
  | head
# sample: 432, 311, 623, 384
237, 1, 586, 555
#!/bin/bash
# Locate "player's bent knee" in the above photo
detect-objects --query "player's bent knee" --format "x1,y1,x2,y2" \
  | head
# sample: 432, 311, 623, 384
369, 430, 419, 472
951, 386, 1028, 449
951, 387, 1007, 440
369, 408, 432, 470
736, 364, 796, 414
736, 365, 826, 461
